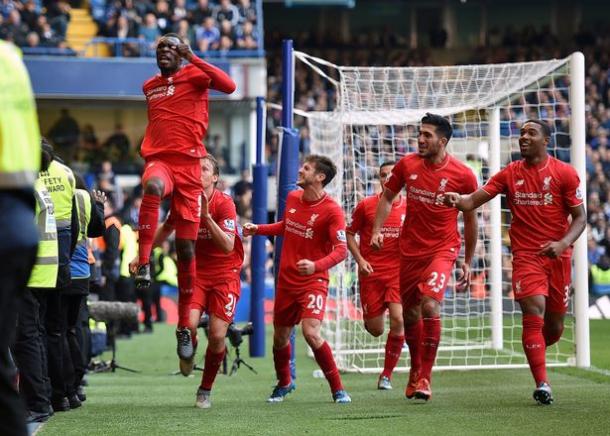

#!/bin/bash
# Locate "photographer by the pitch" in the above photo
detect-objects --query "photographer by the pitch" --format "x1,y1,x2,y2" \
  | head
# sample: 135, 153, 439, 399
131, 155, 244, 409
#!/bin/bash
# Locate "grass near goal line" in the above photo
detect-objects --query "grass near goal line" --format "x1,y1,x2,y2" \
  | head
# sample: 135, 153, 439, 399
39, 321, 610, 436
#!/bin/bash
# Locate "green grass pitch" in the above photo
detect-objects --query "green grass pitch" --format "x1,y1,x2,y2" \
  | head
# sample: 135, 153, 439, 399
39, 320, 610, 436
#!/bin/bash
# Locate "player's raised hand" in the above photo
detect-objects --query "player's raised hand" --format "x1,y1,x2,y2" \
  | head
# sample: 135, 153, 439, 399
357, 259, 374, 276
370, 231, 384, 250
442, 192, 461, 208
539, 240, 568, 258
242, 222, 258, 236
296, 259, 315, 275
201, 191, 210, 218
174, 42, 194, 61
455, 263, 471, 292
91, 189, 107, 204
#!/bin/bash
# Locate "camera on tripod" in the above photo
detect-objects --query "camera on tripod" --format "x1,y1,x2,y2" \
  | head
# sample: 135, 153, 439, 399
197, 314, 257, 375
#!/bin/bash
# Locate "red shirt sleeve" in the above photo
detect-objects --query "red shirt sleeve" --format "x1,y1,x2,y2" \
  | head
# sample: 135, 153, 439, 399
257, 220, 285, 236
313, 207, 348, 272
346, 199, 365, 235
482, 165, 509, 198
189, 56, 236, 94
384, 159, 406, 194
214, 196, 238, 235
561, 164, 584, 208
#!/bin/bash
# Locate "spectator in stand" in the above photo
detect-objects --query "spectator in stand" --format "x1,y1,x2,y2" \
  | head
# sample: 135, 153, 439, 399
24, 30, 39, 48
103, 124, 131, 161
195, 16, 219, 52
20, 0, 39, 30
188, 0, 213, 27
3, 10, 29, 46
47, 109, 80, 163
154, 0, 172, 34
218, 18, 235, 42
46, 0, 70, 38
237, 0, 256, 24
174, 18, 194, 49
172, 0, 188, 23
215, 0, 238, 27
236, 19, 257, 49
139, 12, 161, 49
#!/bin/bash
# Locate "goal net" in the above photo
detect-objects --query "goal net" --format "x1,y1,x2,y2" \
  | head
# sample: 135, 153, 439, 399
293, 51, 588, 372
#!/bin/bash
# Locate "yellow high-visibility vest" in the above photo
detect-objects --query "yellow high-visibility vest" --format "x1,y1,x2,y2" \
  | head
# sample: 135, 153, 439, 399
28, 177, 58, 288
39, 160, 75, 228
120, 224, 138, 278
0, 40, 40, 188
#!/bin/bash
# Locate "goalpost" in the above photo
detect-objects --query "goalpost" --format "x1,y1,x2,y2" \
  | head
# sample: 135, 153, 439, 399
286, 47, 589, 372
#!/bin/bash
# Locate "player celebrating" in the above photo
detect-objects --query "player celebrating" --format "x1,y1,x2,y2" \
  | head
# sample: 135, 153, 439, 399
442, 119, 586, 405
135, 34, 236, 362
243, 155, 351, 404
346, 161, 406, 390
371, 113, 478, 402
139, 155, 243, 408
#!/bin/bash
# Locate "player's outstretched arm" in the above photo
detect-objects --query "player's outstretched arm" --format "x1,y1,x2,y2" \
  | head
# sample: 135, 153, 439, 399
443, 189, 492, 211
346, 232, 373, 276
371, 188, 397, 250
244, 220, 285, 237
539, 204, 587, 258
176, 43, 236, 94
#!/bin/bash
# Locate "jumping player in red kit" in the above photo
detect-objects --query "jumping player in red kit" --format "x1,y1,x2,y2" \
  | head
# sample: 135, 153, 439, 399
371, 113, 478, 402
346, 161, 406, 391
443, 119, 586, 405
243, 155, 351, 404
135, 34, 236, 361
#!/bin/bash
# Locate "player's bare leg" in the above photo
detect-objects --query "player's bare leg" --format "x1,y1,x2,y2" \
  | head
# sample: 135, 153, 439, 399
175, 239, 197, 366
414, 296, 441, 401
519, 295, 553, 405
136, 177, 165, 289
403, 303, 422, 399
302, 318, 351, 403
366, 303, 404, 390
268, 325, 296, 402
194, 313, 229, 409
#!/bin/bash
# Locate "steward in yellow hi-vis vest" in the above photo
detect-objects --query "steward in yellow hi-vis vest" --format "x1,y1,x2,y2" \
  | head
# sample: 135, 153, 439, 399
1, 40, 42, 434
27, 177, 59, 288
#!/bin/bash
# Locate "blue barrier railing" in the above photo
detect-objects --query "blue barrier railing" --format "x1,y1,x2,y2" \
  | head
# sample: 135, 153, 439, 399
81, 37, 264, 58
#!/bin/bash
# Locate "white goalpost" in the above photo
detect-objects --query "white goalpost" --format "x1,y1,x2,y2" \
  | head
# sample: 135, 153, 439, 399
292, 50, 589, 372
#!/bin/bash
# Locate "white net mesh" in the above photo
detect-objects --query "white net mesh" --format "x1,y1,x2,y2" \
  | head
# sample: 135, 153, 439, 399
296, 51, 581, 372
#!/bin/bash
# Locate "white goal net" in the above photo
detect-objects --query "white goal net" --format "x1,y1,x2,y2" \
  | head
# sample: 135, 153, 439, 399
294, 51, 589, 372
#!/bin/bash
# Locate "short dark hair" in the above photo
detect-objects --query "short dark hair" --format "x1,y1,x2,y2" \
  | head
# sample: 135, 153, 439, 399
523, 119, 551, 138
305, 154, 337, 187
421, 112, 453, 142
379, 161, 396, 172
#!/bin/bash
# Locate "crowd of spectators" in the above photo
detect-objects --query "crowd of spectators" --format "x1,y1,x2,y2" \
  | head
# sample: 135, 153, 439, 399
0, 0, 73, 50
94, 0, 259, 56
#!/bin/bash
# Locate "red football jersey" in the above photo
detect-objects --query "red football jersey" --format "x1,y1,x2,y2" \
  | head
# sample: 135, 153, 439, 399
385, 153, 478, 258
347, 194, 405, 280
141, 56, 235, 159
167, 189, 244, 284
257, 190, 347, 290
482, 156, 583, 256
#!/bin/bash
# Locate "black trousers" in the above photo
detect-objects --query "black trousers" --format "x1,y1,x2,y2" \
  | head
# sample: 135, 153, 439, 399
0, 190, 38, 436
45, 289, 66, 402
13, 288, 51, 413
62, 283, 87, 395
136, 286, 153, 329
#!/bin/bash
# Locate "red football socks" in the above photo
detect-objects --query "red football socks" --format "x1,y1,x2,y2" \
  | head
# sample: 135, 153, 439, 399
200, 347, 225, 391
543, 317, 564, 347
522, 314, 547, 385
404, 318, 423, 373
313, 341, 343, 393
420, 317, 441, 381
273, 343, 292, 387
137, 194, 161, 265
177, 257, 195, 328
381, 334, 405, 379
